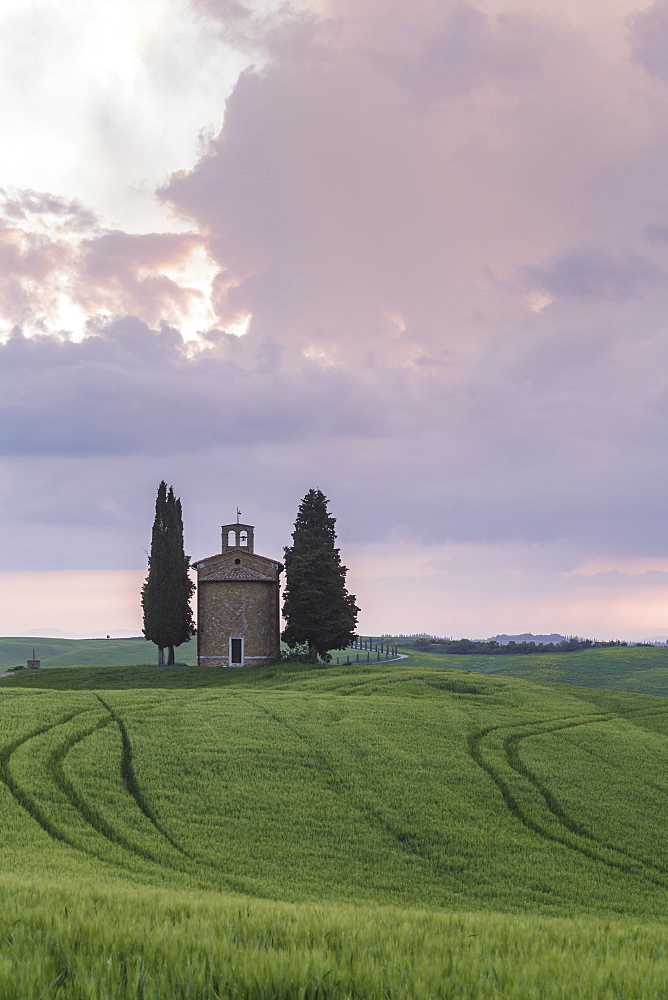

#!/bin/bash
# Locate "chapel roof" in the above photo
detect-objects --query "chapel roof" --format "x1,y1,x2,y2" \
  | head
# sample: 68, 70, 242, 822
199, 564, 275, 583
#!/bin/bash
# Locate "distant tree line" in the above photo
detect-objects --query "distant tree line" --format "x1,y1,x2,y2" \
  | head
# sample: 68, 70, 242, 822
409, 637, 628, 656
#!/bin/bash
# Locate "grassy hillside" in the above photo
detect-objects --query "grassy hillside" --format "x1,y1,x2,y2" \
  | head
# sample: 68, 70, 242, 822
0, 658, 667, 997
0, 635, 197, 669
397, 642, 668, 696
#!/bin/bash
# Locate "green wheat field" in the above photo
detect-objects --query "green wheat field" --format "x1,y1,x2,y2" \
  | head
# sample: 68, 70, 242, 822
0, 644, 668, 997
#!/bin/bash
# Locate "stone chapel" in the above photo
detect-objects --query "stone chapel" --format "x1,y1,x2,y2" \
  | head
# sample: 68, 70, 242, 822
193, 520, 282, 667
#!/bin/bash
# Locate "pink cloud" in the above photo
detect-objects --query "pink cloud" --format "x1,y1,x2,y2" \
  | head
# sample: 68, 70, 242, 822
164, 0, 655, 374
629, 0, 668, 80
0, 192, 211, 333
75, 231, 207, 326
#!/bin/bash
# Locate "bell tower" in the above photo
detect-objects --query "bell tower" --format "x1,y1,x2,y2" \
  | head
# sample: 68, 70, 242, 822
221, 522, 255, 553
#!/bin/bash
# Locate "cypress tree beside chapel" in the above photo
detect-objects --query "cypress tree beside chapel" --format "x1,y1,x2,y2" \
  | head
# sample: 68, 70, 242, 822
141, 481, 196, 666
282, 489, 359, 663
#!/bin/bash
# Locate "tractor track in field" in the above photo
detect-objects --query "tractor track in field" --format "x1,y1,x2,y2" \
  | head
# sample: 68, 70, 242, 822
0, 695, 280, 897
52, 704, 193, 870
93, 695, 186, 856
468, 705, 668, 887
92, 695, 258, 895
0, 702, 198, 876
0, 705, 189, 875
0, 709, 90, 851
243, 692, 462, 883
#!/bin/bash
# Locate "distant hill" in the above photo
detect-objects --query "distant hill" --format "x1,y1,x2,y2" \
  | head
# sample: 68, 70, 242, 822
21, 628, 143, 639
401, 644, 668, 699
487, 632, 569, 645
0, 635, 197, 669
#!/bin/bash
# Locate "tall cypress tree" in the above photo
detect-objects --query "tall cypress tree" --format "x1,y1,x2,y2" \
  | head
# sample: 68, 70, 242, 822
141, 481, 196, 666
282, 489, 359, 663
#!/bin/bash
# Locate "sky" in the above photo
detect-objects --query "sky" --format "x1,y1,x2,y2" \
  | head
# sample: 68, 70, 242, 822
2, 0, 668, 640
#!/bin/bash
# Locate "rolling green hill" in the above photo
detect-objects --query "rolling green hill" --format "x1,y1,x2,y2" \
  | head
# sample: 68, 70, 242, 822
397, 642, 668, 697
0, 656, 667, 996
0, 635, 197, 669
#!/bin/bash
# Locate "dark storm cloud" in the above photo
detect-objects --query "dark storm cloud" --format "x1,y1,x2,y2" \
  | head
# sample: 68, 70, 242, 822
0, 321, 388, 457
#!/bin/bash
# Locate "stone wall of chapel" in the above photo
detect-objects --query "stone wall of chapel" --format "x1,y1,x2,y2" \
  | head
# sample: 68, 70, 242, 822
197, 580, 279, 667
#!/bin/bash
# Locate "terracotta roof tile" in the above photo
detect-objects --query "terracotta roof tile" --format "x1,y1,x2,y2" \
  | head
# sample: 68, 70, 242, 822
200, 565, 274, 582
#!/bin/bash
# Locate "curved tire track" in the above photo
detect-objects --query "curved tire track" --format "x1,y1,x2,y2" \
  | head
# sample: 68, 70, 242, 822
92, 695, 254, 894
505, 706, 668, 878
94, 695, 186, 856
51, 709, 194, 871
0, 709, 90, 850
0, 697, 258, 895
1, 704, 198, 879
469, 707, 668, 888
243, 693, 459, 881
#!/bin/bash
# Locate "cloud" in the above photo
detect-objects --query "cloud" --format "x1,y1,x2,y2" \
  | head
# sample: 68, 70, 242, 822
0, 0, 255, 233
629, 0, 668, 80
0, 319, 391, 458
4, 0, 668, 642
567, 569, 668, 586
0, 188, 98, 231
0, 193, 217, 336
0, 571, 147, 636
75, 231, 208, 326
164, 0, 661, 374
521, 249, 664, 301
369, 3, 551, 102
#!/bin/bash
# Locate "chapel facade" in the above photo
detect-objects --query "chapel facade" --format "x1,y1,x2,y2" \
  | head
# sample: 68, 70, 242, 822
193, 521, 282, 667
